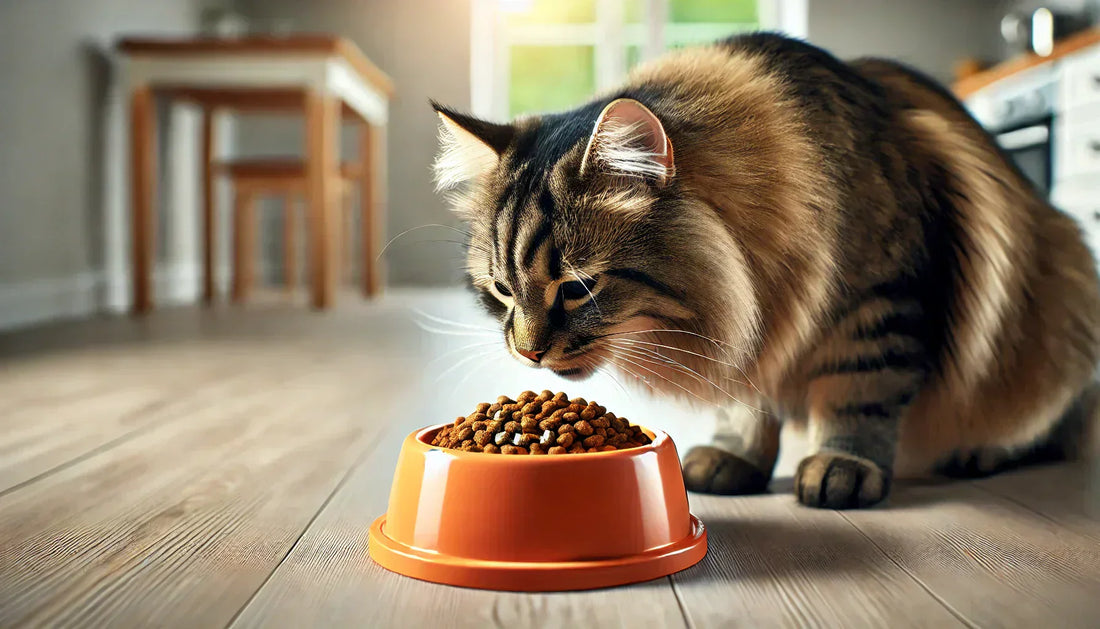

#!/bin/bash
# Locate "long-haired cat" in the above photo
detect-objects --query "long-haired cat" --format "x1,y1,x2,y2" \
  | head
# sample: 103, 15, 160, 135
430, 32, 1100, 509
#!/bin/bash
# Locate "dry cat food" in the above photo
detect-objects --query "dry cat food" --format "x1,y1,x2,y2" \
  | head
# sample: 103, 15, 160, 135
431, 391, 652, 454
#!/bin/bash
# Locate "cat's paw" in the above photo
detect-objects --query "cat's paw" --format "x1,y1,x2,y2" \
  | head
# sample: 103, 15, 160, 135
682, 446, 770, 495
795, 452, 890, 509
935, 447, 1015, 478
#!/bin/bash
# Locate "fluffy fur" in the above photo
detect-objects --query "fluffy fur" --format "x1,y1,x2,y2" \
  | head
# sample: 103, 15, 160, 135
431, 33, 1100, 509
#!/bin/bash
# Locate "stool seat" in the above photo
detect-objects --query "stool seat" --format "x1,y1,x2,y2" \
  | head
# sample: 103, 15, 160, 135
218, 157, 360, 303
215, 158, 361, 181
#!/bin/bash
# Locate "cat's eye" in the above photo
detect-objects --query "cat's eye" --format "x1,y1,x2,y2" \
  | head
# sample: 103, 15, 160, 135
560, 277, 597, 300
494, 280, 513, 297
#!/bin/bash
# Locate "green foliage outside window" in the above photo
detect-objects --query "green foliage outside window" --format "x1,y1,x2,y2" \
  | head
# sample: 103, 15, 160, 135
510, 46, 596, 116
506, 0, 759, 116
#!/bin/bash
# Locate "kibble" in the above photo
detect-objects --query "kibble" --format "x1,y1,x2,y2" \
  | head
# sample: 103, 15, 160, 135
430, 392, 652, 454
539, 416, 562, 431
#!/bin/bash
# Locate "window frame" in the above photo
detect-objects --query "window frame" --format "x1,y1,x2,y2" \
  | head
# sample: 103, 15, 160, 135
470, 0, 809, 119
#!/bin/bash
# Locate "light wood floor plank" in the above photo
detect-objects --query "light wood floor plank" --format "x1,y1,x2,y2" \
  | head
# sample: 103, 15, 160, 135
0, 361, 252, 493
0, 351, 416, 627
967, 463, 1100, 544
839, 475, 1100, 628
230, 417, 690, 629
671, 490, 965, 628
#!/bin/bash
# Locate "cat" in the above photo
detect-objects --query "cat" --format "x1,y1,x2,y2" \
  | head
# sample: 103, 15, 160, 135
430, 32, 1100, 509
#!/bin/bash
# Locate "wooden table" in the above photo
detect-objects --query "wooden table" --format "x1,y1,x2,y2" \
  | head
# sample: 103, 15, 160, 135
116, 36, 394, 312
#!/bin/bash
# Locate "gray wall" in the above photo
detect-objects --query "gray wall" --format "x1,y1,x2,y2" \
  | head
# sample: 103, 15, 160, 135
0, 0, 213, 328
807, 0, 1009, 84
0, 0, 203, 284
0, 0, 1037, 324
235, 0, 473, 287
1007, 0, 1098, 14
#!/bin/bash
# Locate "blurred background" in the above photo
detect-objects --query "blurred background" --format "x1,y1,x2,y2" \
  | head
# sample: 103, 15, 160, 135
1, 0, 1098, 327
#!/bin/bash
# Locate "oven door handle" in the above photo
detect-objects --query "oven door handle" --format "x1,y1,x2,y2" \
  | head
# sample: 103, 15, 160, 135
996, 125, 1050, 151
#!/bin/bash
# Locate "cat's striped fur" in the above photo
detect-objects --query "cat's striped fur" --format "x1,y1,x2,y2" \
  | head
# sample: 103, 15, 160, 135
432, 32, 1100, 509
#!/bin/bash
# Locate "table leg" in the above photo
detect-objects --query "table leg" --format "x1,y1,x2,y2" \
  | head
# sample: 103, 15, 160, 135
201, 107, 217, 304
129, 85, 156, 314
232, 187, 255, 303
305, 90, 339, 310
283, 192, 296, 292
359, 120, 386, 297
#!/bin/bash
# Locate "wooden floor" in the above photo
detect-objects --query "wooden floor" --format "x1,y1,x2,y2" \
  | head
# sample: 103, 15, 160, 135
2, 290, 1100, 628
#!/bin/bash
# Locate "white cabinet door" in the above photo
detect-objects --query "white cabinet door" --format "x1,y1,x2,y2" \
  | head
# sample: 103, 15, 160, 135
1061, 45, 1100, 112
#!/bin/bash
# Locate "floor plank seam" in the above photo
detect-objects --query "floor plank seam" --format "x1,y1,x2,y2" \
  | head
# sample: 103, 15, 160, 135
965, 478, 1091, 536
0, 364, 262, 499
666, 575, 695, 629
222, 435, 389, 629
836, 511, 977, 629
0, 397, 178, 500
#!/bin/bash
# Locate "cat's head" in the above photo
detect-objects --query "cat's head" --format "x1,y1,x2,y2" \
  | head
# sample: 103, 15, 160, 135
430, 96, 758, 384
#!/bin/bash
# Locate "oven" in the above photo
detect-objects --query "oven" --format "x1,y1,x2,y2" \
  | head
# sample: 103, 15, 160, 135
968, 66, 1058, 200
993, 115, 1054, 196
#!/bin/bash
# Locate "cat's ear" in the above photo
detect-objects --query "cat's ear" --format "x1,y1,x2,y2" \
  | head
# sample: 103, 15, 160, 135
431, 101, 514, 191
579, 98, 674, 186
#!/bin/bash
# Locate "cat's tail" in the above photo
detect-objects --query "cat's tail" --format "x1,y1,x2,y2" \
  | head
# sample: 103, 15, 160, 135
936, 377, 1100, 478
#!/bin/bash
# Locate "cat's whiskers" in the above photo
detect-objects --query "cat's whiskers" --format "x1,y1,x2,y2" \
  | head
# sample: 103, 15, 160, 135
608, 337, 759, 392
604, 327, 746, 350
433, 345, 498, 386
609, 337, 738, 368
605, 347, 722, 410
451, 348, 503, 398
606, 342, 763, 413
608, 341, 720, 389
563, 257, 602, 315
596, 327, 749, 360
607, 359, 656, 393
573, 270, 602, 315
413, 308, 498, 333
593, 326, 755, 384
594, 363, 633, 398
377, 223, 492, 261
598, 327, 760, 392
428, 340, 503, 367
414, 321, 498, 338
566, 347, 631, 397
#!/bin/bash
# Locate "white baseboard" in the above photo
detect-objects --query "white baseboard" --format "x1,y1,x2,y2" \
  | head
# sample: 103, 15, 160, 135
0, 261, 220, 332
100, 261, 233, 315
0, 272, 101, 332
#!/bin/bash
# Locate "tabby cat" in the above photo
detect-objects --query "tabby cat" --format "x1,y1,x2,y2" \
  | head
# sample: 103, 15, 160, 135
430, 32, 1100, 509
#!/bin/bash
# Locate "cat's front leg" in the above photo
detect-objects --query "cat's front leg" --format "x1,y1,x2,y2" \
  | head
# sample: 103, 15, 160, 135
682, 405, 780, 495
795, 370, 922, 509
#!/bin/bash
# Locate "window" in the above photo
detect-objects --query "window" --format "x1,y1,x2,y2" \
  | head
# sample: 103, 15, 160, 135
470, 0, 808, 118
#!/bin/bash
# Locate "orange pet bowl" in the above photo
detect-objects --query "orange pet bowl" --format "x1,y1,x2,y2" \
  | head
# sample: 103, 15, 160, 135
368, 424, 707, 591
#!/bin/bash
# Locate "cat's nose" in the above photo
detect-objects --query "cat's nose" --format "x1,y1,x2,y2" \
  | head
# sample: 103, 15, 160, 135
518, 348, 546, 363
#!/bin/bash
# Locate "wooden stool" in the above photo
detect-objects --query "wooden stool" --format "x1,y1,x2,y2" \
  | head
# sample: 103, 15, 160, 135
217, 159, 359, 302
